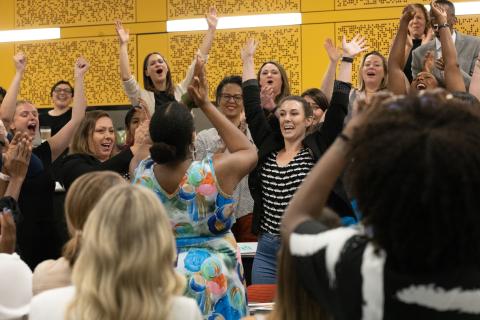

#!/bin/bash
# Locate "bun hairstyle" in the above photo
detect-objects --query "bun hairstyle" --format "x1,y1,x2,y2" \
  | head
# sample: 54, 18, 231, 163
149, 101, 194, 164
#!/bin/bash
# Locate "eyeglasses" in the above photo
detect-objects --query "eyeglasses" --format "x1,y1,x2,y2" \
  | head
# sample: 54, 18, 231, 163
221, 94, 243, 103
54, 88, 72, 94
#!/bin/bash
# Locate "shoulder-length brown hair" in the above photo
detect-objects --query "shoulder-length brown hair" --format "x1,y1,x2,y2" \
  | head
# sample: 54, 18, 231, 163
257, 61, 291, 104
358, 51, 388, 92
143, 52, 175, 97
69, 110, 115, 158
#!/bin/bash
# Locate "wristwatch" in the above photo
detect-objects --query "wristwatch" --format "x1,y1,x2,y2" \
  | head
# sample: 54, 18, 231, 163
437, 22, 450, 30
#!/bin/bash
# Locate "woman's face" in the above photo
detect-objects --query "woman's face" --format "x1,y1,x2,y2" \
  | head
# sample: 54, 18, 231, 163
278, 100, 312, 142
219, 83, 243, 121
361, 55, 385, 89
126, 109, 146, 145
411, 71, 438, 92
145, 54, 169, 84
409, 7, 427, 39
12, 103, 39, 138
89, 117, 115, 161
303, 95, 324, 125
259, 63, 282, 98
51, 83, 73, 109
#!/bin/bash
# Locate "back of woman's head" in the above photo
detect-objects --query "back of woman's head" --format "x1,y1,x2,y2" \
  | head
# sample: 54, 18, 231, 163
70, 110, 111, 156
346, 91, 480, 273
62, 171, 125, 266
301, 88, 329, 112
149, 101, 194, 164
69, 184, 183, 320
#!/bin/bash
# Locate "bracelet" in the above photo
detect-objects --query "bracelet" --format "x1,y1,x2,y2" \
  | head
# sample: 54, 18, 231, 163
338, 133, 351, 142
0, 172, 10, 182
341, 56, 354, 63
437, 23, 450, 30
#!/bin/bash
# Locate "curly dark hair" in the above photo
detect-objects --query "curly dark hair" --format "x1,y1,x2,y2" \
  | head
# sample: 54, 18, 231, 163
346, 91, 480, 273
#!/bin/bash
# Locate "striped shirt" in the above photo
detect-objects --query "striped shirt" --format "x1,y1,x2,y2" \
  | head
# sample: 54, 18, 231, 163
260, 148, 314, 234
290, 220, 480, 320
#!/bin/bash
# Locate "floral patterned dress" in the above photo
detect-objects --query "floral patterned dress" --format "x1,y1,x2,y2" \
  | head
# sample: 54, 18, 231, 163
133, 156, 248, 319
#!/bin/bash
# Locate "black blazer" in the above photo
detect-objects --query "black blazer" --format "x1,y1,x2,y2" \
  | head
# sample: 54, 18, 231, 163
243, 79, 354, 235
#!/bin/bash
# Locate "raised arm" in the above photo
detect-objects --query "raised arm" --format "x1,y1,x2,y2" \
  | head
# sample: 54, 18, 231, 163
48, 57, 89, 161
338, 34, 367, 84
317, 35, 365, 148
189, 57, 257, 195
0, 53, 27, 129
115, 20, 132, 82
431, 1, 465, 92
320, 38, 341, 103
176, 7, 218, 100
388, 6, 415, 95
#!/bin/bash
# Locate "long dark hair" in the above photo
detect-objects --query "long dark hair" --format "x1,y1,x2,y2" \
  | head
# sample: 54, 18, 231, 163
142, 52, 175, 97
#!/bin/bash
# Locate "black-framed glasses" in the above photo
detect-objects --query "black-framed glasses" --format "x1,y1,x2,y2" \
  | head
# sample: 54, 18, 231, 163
221, 94, 243, 103
54, 88, 72, 94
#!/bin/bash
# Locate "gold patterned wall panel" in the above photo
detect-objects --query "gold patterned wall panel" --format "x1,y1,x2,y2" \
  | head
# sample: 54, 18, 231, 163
14, 36, 136, 107
336, 20, 397, 87
168, 26, 301, 99
167, 0, 300, 19
335, 0, 428, 10
457, 16, 480, 37
15, 0, 136, 28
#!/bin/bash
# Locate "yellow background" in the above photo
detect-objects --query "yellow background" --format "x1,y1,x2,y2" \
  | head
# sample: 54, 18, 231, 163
0, 0, 479, 108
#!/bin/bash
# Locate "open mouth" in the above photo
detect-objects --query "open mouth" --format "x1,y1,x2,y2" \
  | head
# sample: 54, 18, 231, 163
267, 79, 273, 85
366, 71, 376, 77
156, 69, 163, 75
283, 124, 294, 133
27, 123, 36, 132
100, 142, 112, 151
416, 83, 426, 90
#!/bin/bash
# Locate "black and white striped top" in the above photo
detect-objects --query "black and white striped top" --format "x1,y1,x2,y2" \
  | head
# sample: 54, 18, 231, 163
290, 220, 480, 320
260, 148, 314, 234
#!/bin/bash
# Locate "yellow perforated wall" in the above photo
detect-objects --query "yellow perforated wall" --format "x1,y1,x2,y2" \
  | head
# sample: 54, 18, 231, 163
15, 0, 136, 27
168, 0, 300, 19
335, 0, 428, 10
168, 26, 301, 98
14, 36, 136, 107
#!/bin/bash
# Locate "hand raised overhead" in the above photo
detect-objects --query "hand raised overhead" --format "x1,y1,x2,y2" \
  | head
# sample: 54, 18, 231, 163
205, 6, 218, 30
188, 55, 209, 107
342, 34, 368, 58
74, 56, 90, 78
13, 52, 27, 73
115, 20, 130, 45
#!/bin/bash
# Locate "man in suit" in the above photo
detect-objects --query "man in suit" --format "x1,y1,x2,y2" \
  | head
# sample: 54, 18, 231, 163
411, 0, 480, 89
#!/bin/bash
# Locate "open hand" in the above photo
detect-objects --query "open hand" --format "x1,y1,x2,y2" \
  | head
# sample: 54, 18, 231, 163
435, 57, 445, 71
8, 133, 32, 181
115, 20, 130, 45
430, 1, 448, 25
240, 38, 258, 61
342, 34, 368, 58
422, 50, 435, 72
205, 7, 218, 30
401, 5, 416, 27
188, 55, 209, 108
324, 38, 341, 62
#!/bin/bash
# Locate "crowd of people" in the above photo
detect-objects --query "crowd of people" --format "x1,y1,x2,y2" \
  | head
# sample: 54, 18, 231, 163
2, 1, 480, 319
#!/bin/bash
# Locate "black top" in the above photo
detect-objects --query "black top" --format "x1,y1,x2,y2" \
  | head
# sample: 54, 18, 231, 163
154, 91, 175, 112
17, 141, 59, 269
291, 220, 480, 320
60, 149, 134, 190
243, 79, 354, 235
39, 108, 72, 136
404, 38, 423, 83
39, 108, 72, 181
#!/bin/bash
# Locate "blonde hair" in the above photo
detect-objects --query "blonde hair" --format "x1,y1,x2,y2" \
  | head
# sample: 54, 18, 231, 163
62, 171, 125, 266
67, 184, 184, 320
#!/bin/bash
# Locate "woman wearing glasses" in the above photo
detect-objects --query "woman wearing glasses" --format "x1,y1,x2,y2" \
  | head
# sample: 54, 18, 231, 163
194, 75, 256, 242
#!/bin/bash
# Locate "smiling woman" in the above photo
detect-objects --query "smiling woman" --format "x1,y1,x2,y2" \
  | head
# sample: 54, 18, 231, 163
60, 110, 150, 190
0, 53, 89, 269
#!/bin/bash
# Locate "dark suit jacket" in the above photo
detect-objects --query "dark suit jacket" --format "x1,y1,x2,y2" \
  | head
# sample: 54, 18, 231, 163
411, 31, 480, 89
